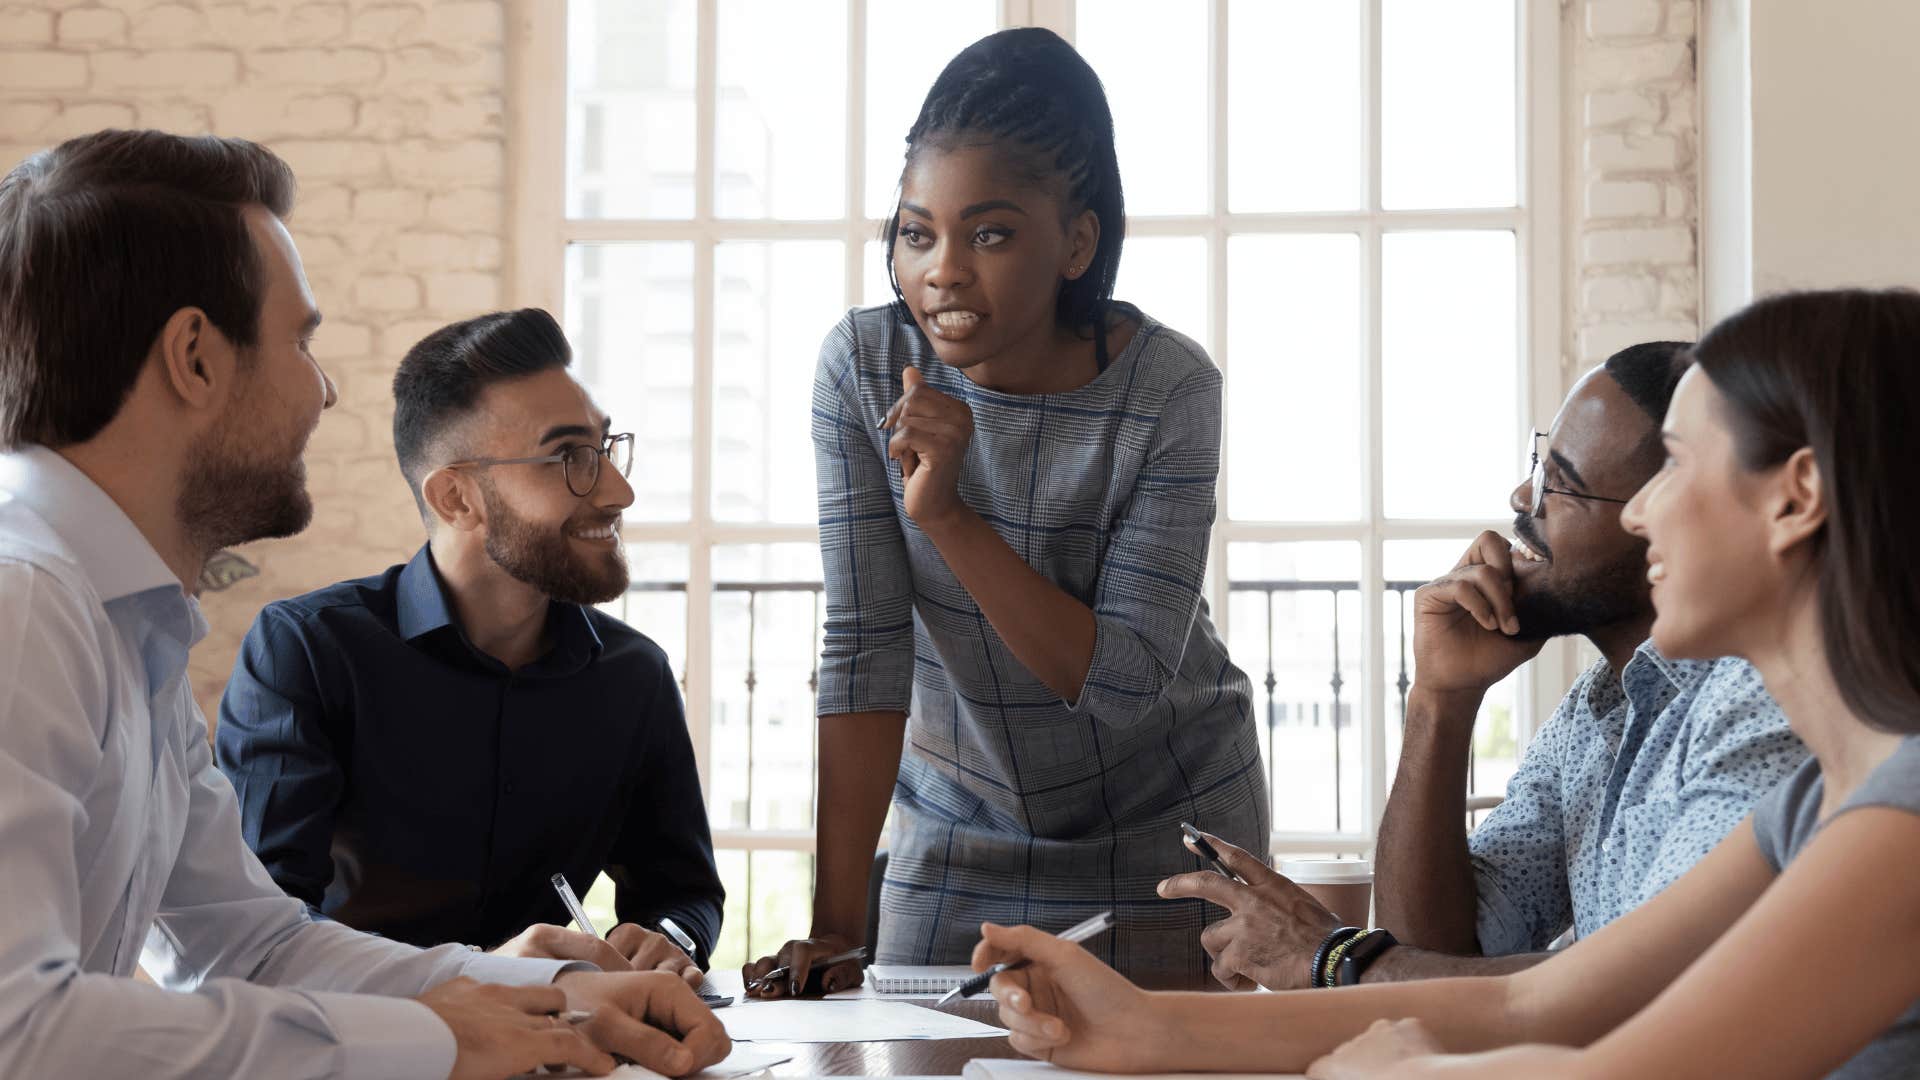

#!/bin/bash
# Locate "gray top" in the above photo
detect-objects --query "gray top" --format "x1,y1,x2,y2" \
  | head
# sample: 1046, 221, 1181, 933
1753, 736, 1920, 1078
810, 304, 1268, 979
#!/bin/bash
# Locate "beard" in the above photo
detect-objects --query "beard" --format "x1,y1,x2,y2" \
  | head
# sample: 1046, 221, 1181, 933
1509, 514, 1652, 641
479, 479, 628, 605
177, 409, 313, 555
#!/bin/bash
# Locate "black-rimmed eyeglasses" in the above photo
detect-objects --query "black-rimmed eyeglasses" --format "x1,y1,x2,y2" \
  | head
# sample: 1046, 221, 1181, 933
1528, 430, 1631, 517
444, 432, 634, 498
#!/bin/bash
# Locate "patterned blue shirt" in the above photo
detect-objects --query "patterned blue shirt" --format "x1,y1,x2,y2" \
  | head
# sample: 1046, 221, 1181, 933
812, 304, 1268, 980
1469, 642, 1805, 953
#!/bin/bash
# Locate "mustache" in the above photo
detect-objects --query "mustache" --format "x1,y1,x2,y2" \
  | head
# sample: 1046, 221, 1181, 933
565, 510, 622, 531
1513, 513, 1552, 562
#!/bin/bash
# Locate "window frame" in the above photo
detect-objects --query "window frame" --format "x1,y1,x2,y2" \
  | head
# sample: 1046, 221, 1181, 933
506, 0, 1568, 859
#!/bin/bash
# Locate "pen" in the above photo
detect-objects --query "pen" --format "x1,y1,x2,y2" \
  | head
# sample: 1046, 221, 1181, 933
1179, 821, 1247, 885
938, 910, 1115, 1004
551, 872, 600, 939
746, 945, 869, 992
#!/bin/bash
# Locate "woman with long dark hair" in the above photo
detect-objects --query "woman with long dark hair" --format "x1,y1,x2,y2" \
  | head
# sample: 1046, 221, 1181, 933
972, 288, 1920, 1079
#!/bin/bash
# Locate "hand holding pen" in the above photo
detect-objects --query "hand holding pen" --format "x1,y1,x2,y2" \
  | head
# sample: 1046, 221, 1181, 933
964, 915, 1170, 1075
546, 873, 713, 994
942, 910, 1114, 1003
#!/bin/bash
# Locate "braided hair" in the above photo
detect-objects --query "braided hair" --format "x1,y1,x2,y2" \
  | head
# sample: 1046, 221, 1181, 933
882, 28, 1127, 367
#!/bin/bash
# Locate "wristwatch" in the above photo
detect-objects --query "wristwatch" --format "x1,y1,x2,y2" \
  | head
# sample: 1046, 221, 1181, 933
1334, 928, 1399, 987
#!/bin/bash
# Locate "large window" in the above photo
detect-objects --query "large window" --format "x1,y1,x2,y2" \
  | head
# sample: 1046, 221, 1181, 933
511, 0, 1564, 969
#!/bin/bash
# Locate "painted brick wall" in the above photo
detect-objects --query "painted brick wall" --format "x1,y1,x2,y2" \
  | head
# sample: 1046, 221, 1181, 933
1569, 0, 1702, 366
0, 0, 509, 718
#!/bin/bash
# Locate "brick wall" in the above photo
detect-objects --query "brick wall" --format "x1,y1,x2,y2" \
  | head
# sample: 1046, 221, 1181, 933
1568, 0, 1702, 366
0, 0, 509, 717
2, 0, 1704, 721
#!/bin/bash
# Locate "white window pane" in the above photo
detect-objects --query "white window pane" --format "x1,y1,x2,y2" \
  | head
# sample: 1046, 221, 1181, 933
1225, 233, 1361, 521
567, 0, 698, 219
597, 542, 690, 679
565, 242, 694, 522
712, 851, 814, 972
716, 0, 848, 219
865, 0, 998, 220
1381, 0, 1517, 209
713, 241, 843, 523
708, 544, 825, 837
1114, 235, 1208, 350
1381, 539, 1521, 816
1382, 230, 1518, 518
1226, 541, 1364, 836
1228, 0, 1362, 212
863, 238, 894, 310
1076, 0, 1208, 216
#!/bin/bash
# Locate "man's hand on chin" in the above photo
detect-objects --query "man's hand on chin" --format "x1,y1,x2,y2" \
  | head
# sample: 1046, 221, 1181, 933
554, 970, 731, 1077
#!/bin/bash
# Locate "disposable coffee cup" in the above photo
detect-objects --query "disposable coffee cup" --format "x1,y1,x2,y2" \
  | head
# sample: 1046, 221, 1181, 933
1277, 858, 1373, 926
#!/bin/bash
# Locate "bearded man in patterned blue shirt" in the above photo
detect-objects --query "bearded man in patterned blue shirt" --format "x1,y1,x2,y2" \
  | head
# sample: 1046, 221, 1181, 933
1162, 342, 1807, 990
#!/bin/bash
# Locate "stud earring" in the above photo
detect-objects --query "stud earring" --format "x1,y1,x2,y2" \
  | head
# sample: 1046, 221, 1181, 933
1067, 264, 1084, 277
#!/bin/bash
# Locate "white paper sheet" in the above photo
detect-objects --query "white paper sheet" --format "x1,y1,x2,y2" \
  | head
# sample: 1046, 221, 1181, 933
720, 999, 1008, 1043
963, 1057, 1307, 1080
521, 1043, 790, 1079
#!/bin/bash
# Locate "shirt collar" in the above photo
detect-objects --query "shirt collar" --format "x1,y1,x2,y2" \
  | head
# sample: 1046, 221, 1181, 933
0, 445, 182, 603
1627, 638, 1715, 690
396, 545, 458, 642
396, 544, 605, 674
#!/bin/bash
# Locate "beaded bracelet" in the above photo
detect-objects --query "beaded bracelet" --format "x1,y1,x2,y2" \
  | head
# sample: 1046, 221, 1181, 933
1309, 926, 1363, 989
1321, 928, 1372, 988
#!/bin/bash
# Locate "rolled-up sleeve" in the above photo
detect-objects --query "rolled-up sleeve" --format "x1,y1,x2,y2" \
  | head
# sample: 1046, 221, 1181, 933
812, 314, 916, 716
1064, 369, 1220, 729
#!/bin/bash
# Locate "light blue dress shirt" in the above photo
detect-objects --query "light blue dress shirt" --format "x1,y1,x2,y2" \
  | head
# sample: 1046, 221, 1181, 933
0, 446, 576, 1078
1469, 642, 1807, 953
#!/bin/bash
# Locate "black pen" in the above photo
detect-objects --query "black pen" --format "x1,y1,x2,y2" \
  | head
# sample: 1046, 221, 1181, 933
939, 910, 1115, 1004
1179, 821, 1247, 884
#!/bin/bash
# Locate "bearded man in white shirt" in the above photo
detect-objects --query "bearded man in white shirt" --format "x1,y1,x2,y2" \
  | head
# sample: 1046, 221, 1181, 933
0, 130, 729, 1080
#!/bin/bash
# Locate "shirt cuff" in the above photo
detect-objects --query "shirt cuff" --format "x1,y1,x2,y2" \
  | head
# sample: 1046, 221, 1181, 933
457, 951, 598, 987
306, 991, 456, 1080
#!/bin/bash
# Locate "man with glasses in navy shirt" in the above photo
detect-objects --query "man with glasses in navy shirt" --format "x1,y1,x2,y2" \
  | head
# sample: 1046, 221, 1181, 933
217, 309, 723, 983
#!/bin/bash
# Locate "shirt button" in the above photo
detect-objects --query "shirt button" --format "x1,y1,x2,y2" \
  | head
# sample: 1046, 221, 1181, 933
504, 782, 517, 795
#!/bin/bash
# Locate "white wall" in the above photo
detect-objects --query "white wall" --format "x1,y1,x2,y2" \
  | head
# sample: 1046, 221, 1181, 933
1701, 0, 1920, 322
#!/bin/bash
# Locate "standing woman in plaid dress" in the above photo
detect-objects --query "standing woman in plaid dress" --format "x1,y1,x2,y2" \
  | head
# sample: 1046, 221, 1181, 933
745, 28, 1268, 993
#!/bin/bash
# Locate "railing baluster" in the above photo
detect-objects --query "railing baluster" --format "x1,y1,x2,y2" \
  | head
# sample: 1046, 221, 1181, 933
1329, 588, 1344, 833
1263, 589, 1277, 808
808, 590, 821, 833
744, 591, 757, 833
1396, 586, 1412, 725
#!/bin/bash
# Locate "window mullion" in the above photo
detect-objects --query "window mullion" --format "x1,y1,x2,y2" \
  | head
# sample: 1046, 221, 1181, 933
844, 0, 867, 309
687, 0, 720, 795
1361, 0, 1389, 839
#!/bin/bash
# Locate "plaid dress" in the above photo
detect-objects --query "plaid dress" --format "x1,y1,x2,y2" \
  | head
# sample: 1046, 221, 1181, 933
811, 304, 1268, 981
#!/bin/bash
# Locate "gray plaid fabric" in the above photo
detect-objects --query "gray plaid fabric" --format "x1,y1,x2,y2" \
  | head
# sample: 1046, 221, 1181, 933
812, 304, 1268, 981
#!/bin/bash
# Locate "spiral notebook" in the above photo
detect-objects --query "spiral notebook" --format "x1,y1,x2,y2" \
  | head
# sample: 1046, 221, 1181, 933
847, 964, 976, 997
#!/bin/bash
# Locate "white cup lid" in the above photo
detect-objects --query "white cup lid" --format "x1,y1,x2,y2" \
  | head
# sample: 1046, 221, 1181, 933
1276, 858, 1373, 883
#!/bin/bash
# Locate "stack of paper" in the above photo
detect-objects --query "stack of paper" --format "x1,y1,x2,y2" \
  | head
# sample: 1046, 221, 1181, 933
719, 998, 1008, 1043
520, 1043, 790, 1079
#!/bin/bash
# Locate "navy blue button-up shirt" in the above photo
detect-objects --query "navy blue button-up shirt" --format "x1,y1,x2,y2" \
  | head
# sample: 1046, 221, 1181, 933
215, 546, 722, 961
